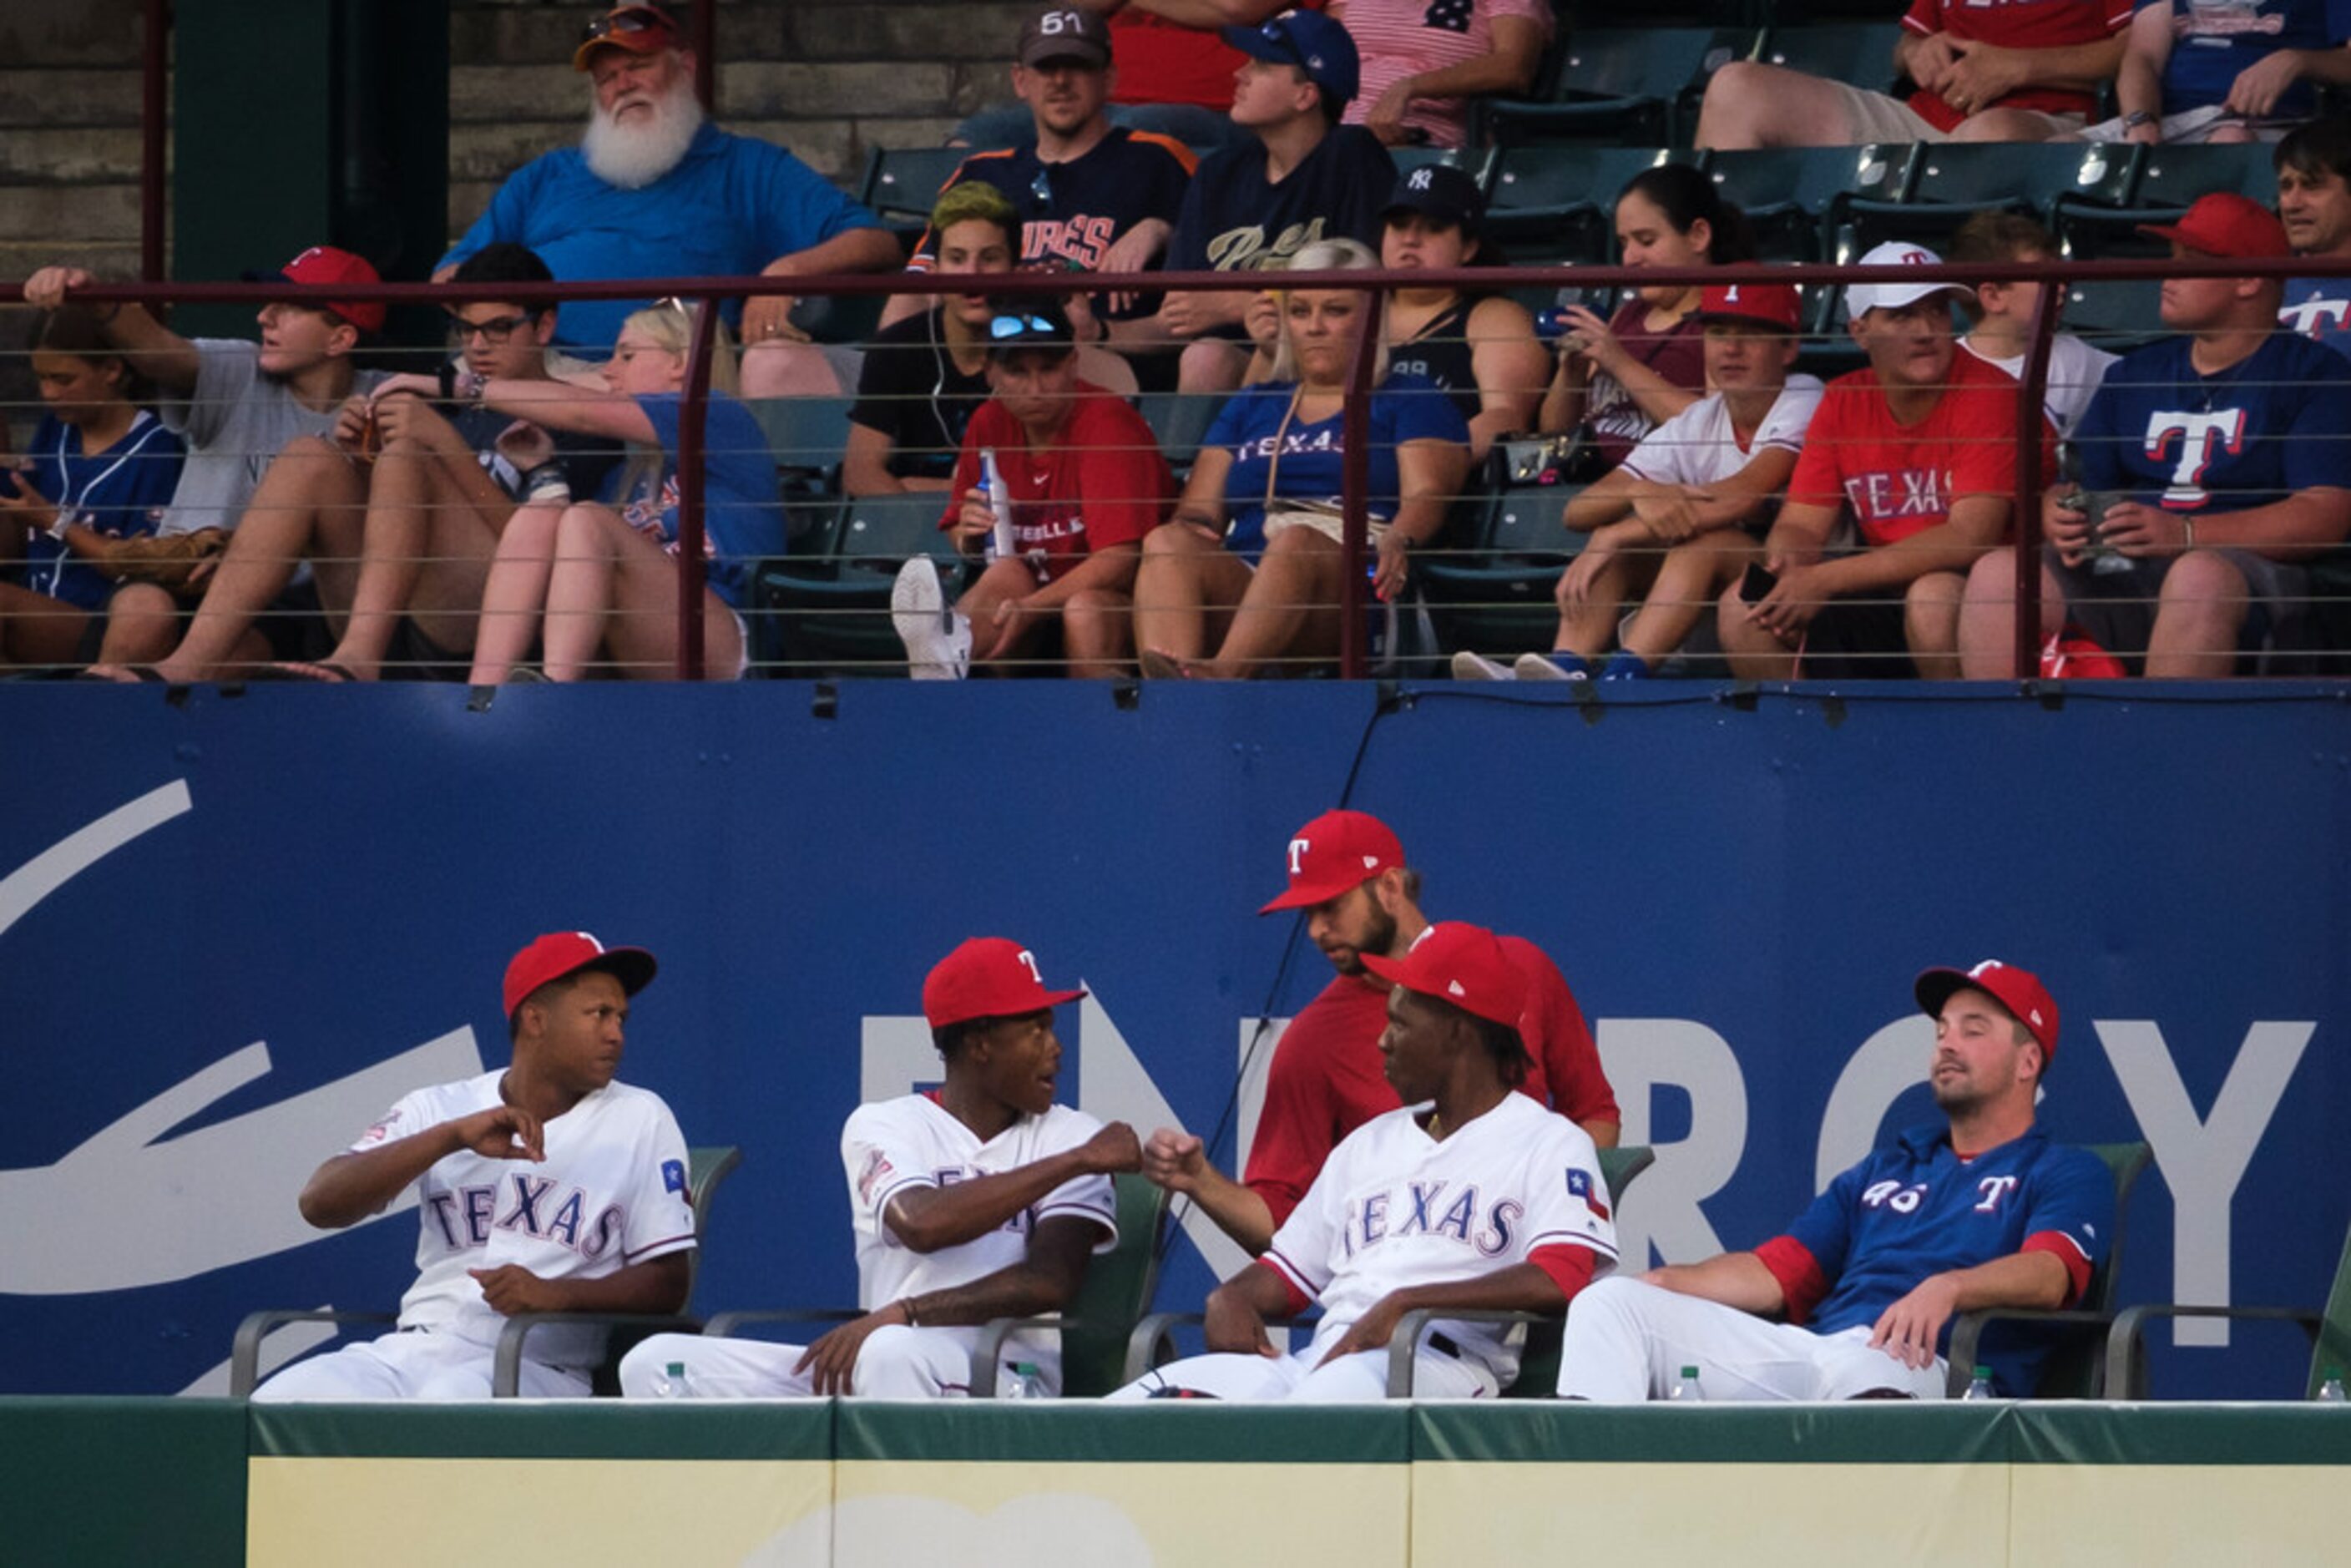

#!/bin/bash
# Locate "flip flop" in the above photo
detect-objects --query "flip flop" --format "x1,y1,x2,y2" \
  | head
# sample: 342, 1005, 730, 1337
260, 660, 357, 684
76, 664, 167, 684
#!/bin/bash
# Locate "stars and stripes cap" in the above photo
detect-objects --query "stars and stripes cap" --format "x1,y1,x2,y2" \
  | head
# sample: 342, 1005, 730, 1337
1914, 959, 2060, 1062
1259, 808, 1405, 913
503, 930, 658, 1019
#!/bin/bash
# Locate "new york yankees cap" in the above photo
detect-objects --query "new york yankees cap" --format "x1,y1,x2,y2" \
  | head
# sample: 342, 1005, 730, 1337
1381, 163, 1487, 237
2139, 192, 2289, 260
1224, 9, 1360, 108
503, 930, 658, 1019
1019, 7, 1111, 69
1695, 281, 1802, 333
923, 937, 1087, 1029
1914, 959, 2060, 1062
1845, 241, 1974, 321
1361, 921, 1526, 1029
1259, 808, 1405, 914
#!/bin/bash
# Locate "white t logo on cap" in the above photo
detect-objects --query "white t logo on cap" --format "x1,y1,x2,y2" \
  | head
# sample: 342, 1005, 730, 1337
1017, 948, 1043, 984
1287, 837, 1311, 875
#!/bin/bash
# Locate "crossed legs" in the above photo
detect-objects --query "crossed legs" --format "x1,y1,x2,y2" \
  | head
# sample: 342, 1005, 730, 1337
470, 501, 746, 682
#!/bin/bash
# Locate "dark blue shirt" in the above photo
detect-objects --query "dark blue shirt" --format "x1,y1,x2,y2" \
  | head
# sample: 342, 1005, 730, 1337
1771, 1125, 2113, 1396
17, 412, 184, 609
1165, 125, 1394, 275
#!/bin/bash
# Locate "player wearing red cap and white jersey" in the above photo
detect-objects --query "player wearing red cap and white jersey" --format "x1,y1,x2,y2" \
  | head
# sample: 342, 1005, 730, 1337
621, 938, 1140, 1398
1557, 959, 2113, 1402
252, 931, 695, 1400
1114, 923, 1615, 1400
1143, 808, 1616, 1257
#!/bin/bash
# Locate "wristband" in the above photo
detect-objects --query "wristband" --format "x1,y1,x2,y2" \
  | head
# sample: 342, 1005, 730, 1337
520, 462, 571, 504
2182, 516, 2197, 550
897, 1297, 920, 1328
2122, 110, 2155, 131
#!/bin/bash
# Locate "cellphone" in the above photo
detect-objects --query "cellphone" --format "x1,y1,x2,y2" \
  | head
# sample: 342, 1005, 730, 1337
1739, 562, 1777, 604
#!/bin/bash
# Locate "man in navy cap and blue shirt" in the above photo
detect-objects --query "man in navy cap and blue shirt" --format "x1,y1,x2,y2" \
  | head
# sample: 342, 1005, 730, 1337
1556, 959, 2113, 1400
1152, 8, 1397, 392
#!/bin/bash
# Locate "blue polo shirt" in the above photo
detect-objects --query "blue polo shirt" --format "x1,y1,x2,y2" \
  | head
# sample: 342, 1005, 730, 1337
440, 122, 886, 355
1757, 1125, 2113, 1396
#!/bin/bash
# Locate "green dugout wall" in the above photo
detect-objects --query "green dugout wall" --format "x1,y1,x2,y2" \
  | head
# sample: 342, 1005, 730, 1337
4, 1399, 2346, 1565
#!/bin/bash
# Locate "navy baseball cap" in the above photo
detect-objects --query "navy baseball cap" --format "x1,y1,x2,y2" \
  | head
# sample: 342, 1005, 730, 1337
1382, 164, 1487, 236
1224, 9, 1359, 108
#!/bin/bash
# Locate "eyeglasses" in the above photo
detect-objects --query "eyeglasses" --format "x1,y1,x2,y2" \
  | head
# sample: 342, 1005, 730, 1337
583, 6, 672, 46
447, 311, 536, 345
989, 313, 1059, 341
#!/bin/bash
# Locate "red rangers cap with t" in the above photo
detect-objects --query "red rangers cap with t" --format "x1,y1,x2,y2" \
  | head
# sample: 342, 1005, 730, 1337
1914, 959, 2060, 1062
923, 938, 1087, 1029
1695, 281, 1802, 333
1361, 921, 1527, 1028
1259, 808, 1404, 914
503, 930, 658, 1019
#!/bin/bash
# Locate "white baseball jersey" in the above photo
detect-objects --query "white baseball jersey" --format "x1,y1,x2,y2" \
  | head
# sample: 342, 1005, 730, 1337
1961, 334, 2117, 437
353, 1070, 696, 1368
1263, 1092, 1616, 1388
1621, 376, 1826, 488
844, 1094, 1117, 1368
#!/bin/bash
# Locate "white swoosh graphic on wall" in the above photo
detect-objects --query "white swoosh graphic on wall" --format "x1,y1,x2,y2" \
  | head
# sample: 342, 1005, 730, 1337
0, 780, 193, 940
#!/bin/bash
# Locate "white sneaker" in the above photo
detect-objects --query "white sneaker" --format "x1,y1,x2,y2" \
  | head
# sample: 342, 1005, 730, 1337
1514, 650, 1591, 681
1451, 650, 1516, 681
892, 557, 971, 680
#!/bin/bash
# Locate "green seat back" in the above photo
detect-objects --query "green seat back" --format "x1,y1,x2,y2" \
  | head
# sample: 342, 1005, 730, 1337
1504, 1145, 1656, 1398
1062, 1172, 1172, 1397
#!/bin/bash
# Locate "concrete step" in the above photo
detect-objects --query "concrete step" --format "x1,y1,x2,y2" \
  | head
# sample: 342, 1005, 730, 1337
0, 0, 148, 68
0, 126, 141, 185
448, 2, 1030, 67
0, 69, 144, 129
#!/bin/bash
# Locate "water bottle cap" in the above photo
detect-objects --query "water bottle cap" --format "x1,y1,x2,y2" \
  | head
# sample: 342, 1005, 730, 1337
1014, 1361, 1040, 1374
1974, 1365, 1993, 1377
1679, 1365, 1699, 1378
666, 1361, 686, 1375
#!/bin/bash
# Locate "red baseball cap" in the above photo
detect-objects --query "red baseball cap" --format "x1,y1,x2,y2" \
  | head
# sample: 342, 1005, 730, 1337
245, 245, 386, 332
1361, 922, 1527, 1028
574, 4, 683, 71
1259, 809, 1405, 914
1696, 281, 1802, 333
2138, 193, 2289, 260
923, 938, 1086, 1029
1914, 959, 2060, 1063
503, 930, 658, 1019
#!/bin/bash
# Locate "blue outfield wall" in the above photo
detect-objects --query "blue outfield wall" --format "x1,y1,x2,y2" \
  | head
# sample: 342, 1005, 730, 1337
1, 678, 2343, 1400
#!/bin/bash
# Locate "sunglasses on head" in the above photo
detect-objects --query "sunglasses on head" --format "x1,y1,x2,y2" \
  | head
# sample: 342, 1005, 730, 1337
1254, 22, 1308, 73
989, 312, 1060, 341
584, 6, 671, 45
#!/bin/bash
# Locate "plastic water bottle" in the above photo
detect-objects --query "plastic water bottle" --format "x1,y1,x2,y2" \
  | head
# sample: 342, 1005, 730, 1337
979, 448, 1017, 562
1002, 1360, 1047, 1399
651, 1360, 692, 1399
1962, 1365, 1996, 1400
1669, 1364, 1702, 1401
2318, 1368, 2347, 1403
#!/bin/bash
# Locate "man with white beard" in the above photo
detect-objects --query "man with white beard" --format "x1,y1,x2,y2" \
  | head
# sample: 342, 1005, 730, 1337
437, 4, 898, 396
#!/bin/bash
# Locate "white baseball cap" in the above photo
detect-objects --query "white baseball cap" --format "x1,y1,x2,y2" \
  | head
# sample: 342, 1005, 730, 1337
1845, 241, 1975, 322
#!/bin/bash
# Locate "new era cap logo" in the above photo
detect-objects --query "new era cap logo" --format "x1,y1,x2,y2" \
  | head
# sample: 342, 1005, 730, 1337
1448, 980, 1466, 998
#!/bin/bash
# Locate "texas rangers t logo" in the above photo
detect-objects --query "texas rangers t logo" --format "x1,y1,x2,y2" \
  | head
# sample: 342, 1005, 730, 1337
2143, 408, 2247, 508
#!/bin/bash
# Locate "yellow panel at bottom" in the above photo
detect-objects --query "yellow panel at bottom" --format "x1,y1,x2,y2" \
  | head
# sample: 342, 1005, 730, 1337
2010, 1465, 2343, 1565
246, 1457, 831, 1568
1413, 1461, 2013, 1566
832, 1460, 1410, 1568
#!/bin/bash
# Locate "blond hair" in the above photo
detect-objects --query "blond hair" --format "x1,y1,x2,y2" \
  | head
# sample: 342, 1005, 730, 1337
1268, 238, 1389, 387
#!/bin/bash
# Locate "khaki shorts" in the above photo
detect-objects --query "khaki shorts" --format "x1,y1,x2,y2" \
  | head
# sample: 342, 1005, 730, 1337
1823, 78, 2081, 144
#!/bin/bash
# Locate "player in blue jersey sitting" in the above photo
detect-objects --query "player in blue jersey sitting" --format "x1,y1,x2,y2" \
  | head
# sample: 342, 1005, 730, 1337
1557, 959, 2113, 1401
1958, 192, 2351, 678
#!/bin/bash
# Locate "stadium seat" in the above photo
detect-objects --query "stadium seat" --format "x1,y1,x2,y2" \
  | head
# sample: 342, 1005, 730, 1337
1485, 28, 1747, 149
2053, 141, 2279, 259
1704, 144, 1898, 264
1485, 144, 1703, 263
1134, 392, 1226, 476
857, 144, 968, 233
967, 1172, 1172, 1396
1942, 1141, 2150, 1398
227, 1145, 743, 1399
1418, 464, 1589, 658
2105, 1207, 2351, 1399
744, 395, 855, 502
1749, 20, 1904, 97
1838, 141, 2136, 259
751, 491, 968, 675
2058, 276, 2166, 357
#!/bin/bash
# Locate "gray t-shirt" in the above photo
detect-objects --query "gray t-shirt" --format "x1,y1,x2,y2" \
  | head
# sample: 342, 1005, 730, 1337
156, 340, 382, 536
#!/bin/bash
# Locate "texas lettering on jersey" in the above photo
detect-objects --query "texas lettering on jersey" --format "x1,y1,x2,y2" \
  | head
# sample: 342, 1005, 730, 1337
426, 1172, 628, 1258
1843, 465, 1956, 524
1338, 1180, 1524, 1260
